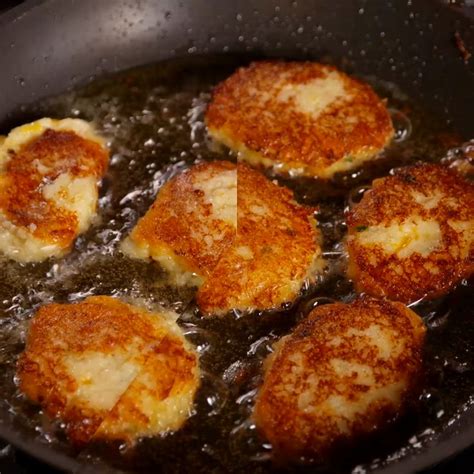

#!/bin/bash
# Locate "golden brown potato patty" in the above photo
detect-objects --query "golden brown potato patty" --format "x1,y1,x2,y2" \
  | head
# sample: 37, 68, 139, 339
0, 118, 109, 262
123, 161, 324, 315
206, 61, 393, 178
347, 163, 474, 303
253, 297, 425, 460
17, 296, 199, 445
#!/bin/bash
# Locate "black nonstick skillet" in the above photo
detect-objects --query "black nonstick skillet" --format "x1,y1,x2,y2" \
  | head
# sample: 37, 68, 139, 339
0, 1, 473, 473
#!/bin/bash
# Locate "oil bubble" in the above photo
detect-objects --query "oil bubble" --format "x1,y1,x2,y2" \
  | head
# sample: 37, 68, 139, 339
199, 370, 229, 416
389, 108, 412, 142
182, 324, 218, 358
229, 420, 272, 461
347, 185, 370, 208
297, 296, 336, 319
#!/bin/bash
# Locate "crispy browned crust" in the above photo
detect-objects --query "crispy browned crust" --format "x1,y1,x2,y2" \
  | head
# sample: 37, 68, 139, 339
196, 163, 322, 314
347, 164, 474, 303
17, 296, 198, 445
206, 61, 393, 177
253, 297, 426, 460
129, 160, 236, 277
0, 129, 108, 247
129, 160, 322, 314
17, 296, 165, 443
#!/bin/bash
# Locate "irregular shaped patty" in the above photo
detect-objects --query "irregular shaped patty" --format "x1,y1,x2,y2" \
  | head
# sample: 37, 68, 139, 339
0, 118, 109, 262
206, 61, 394, 179
197, 163, 324, 315
253, 298, 425, 460
17, 296, 200, 445
347, 163, 474, 303
123, 161, 324, 315
121, 160, 237, 286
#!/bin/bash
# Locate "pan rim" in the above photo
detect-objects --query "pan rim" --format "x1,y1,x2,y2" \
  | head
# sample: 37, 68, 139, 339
0, 0, 45, 28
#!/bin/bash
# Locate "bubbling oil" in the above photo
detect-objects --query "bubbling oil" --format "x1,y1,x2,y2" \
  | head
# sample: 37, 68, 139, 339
0, 55, 473, 473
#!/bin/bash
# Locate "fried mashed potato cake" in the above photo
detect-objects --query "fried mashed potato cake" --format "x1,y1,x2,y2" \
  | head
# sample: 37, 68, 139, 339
253, 298, 426, 460
347, 163, 474, 303
123, 161, 323, 314
206, 61, 394, 179
121, 160, 237, 286
17, 296, 200, 445
0, 118, 109, 262
197, 163, 324, 315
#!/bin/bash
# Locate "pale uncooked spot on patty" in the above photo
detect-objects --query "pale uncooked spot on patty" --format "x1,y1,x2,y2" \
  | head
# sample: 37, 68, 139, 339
411, 190, 443, 210
235, 245, 254, 260
356, 218, 442, 259
345, 324, 402, 360
42, 174, 98, 233
276, 70, 348, 117
62, 351, 139, 412
95, 333, 199, 441
193, 168, 237, 227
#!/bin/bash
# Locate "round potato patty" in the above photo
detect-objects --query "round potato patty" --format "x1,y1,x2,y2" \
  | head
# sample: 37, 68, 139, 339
17, 296, 200, 445
206, 61, 394, 179
347, 163, 474, 303
253, 297, 425, 460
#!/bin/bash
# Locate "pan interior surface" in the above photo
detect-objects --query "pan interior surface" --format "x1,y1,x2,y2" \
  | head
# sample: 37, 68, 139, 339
0, 54, 473, 474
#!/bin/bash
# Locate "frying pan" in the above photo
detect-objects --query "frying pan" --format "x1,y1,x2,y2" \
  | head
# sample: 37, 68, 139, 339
0, 0, 473, 472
